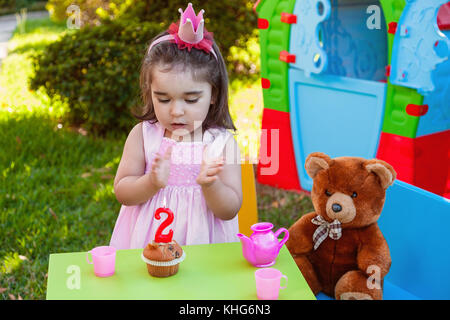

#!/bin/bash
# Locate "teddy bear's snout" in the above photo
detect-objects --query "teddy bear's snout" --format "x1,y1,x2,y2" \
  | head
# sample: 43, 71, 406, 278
326, 193, 356, 224
332, 203, 342, 212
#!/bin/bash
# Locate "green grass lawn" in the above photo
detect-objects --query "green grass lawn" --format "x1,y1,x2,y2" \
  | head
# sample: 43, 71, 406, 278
0, 16, 312, 300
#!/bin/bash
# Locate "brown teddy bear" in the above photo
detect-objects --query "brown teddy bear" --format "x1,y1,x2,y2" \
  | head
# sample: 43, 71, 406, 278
286, 152, 396, 300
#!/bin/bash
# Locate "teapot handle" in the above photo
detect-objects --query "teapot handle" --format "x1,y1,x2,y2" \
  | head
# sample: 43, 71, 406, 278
274, 228, 289, 250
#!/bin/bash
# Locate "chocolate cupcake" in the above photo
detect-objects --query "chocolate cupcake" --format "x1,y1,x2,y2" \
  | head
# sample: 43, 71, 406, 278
141, 240, 185, 277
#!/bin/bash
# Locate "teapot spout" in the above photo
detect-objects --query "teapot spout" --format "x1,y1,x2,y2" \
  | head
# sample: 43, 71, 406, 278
237, 233, 255, 264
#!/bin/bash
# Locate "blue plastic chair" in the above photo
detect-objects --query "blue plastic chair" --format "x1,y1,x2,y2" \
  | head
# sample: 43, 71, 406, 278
316, 180, 450, 300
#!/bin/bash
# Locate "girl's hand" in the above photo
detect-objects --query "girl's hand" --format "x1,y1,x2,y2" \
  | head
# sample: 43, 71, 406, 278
150, 146, 172, 189
196, 146, 224, 187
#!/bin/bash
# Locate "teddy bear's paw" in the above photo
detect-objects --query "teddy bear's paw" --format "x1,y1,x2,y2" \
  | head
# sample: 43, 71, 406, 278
339, 292, 373, 300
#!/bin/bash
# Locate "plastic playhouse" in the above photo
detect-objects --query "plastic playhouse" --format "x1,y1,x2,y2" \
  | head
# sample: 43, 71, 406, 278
254, 0, 450, 299
255, 0, 449, 199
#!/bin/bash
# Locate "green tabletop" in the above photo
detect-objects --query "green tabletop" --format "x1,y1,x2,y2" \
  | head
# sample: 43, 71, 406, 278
46, 242, 316, 300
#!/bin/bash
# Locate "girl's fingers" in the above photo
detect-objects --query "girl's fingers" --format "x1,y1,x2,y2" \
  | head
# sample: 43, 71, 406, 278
200, 176, 217, 185
206, 165, 223, 177
164, 146, 173, 160
204, 159, 224, 169
201, 145, 211, 164
152, 162, 160, 170
152, 148, 171, 169
207, 162, 224, 169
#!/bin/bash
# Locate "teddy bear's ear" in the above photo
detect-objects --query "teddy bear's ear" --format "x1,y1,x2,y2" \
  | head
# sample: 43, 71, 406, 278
305, 152, 332, 179
365, 159, 397, 189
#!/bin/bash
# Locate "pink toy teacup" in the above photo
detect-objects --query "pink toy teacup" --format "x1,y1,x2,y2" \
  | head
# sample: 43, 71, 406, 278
255, 268, 288, 300
86, 246, 116, 277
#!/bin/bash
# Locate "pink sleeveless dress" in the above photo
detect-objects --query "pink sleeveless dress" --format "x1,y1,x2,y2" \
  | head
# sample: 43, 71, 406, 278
110, 121, 239, 249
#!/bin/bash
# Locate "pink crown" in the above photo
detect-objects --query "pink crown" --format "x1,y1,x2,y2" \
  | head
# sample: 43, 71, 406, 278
178, 3, 205, 44
148, 3, 217, 60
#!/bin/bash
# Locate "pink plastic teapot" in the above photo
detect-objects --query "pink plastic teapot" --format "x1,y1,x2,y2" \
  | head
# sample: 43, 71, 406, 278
237, 222, 289, 267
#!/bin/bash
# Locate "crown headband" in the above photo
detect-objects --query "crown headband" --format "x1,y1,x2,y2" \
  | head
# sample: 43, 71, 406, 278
148, 3, 218, 60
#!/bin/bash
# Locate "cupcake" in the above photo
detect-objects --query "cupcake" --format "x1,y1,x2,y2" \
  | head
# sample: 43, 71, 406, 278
141, 240, 186, 277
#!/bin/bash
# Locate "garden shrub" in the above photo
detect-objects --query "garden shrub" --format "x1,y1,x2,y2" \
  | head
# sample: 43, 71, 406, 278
113, 0, 257, 59
46, 0, 115, 27
0, 0, 15, 9
30, 20, 163, 136
46, 0, 257, 78
0, 0, 41, 11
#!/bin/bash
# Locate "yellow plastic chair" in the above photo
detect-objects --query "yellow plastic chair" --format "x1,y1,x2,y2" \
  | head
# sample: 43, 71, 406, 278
237, 162, 258, 236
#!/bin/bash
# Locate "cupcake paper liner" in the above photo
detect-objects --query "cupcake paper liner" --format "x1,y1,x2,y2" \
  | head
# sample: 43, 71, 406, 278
141, 250, 186, 267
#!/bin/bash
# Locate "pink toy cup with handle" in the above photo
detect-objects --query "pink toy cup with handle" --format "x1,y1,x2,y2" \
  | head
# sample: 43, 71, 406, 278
255, 268, 288, 300
86, 246, 116, 277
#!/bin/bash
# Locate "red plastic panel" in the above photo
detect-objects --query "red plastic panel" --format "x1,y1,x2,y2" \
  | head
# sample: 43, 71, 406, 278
438, 2, 450, 30
257, 108, 302, 191
388, 21, 398, 34
279, 50, 296, 63
385, 65, 391, 77
258, 18, 269, 29
376, 131, 450, 199
406, 104, 429, 116
414, 130, 450, 199
280, 12, 297, 24
376, 132, 415, 184
261, 77, 271, 89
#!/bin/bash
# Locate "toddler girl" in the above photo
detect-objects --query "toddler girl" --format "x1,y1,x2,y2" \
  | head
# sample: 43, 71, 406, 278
110, 3, 242, 249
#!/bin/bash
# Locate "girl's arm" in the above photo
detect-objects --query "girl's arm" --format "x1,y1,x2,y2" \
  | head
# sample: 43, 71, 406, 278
198, 137, 243, 220
114, 123, 167, 206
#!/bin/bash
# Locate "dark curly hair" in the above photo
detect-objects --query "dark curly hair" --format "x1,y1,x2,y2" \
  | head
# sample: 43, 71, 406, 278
134, 29, 236, 132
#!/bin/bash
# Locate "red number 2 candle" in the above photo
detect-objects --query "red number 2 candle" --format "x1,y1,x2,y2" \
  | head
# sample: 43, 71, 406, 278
154, 207, 174, 243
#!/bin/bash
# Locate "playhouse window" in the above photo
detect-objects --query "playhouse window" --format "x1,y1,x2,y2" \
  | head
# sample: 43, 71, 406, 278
320, 0, 387, 82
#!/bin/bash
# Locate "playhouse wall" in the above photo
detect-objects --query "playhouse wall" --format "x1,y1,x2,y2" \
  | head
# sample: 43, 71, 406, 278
380, 0, 423, 139
256, 108, 303, 191
256, 0, 449, 199
257, 0, 296, 113
377, 21, 450, 199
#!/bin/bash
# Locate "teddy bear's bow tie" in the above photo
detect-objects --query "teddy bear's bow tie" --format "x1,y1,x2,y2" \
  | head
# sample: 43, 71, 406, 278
311, 215, 342, 250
